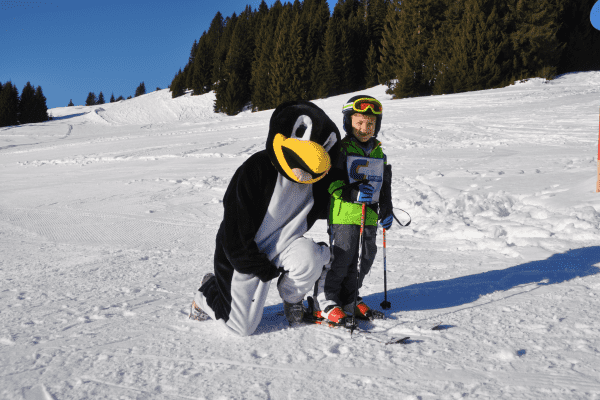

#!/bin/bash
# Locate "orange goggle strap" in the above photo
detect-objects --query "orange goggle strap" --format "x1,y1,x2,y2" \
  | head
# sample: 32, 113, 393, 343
342, 98, 382, 115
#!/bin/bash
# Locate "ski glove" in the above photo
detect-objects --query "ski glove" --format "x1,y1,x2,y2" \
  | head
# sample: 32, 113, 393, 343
380, 214, 393, 230
356, 183, 374, 203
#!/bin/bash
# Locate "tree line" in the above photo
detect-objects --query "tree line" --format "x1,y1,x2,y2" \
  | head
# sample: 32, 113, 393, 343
170, 0, 599, 115
74, 82, 148, 107
0, 81, 49, 127
0, 80, 152, 128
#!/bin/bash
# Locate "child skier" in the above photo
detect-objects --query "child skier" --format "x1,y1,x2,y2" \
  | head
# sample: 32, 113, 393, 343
314, 95, 393, 324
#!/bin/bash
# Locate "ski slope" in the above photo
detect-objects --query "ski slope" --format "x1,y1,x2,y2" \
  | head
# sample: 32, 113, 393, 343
1, 72, 600, 399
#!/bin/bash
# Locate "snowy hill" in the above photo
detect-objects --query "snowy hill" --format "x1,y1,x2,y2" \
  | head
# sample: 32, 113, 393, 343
1, 72, 600, 399
51, 89, 221, 126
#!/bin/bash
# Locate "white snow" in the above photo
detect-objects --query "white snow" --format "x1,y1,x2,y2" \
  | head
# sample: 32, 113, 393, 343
1, 73, 600, 399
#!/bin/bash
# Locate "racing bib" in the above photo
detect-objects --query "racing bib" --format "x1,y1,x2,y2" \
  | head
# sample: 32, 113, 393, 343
346, 156, 384, 204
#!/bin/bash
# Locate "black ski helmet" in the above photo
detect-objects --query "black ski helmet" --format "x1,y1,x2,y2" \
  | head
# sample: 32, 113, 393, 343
342, 95, 383, 137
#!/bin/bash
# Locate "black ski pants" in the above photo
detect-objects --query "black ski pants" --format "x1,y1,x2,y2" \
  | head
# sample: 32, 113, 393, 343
315, 223, 378, 309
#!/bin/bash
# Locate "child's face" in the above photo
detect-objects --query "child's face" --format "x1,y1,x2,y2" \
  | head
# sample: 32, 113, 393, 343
351, 113, 377, 142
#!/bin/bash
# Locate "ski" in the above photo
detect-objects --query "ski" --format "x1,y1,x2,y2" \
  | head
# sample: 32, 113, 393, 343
279, 298, 445, 344
300, 314, 411, 344
385, 337, 411, 345
301, 314, 351, 329
300, 314, 446, 345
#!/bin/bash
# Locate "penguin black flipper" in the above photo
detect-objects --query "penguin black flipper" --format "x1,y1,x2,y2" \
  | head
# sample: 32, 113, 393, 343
205, 151, 281, 321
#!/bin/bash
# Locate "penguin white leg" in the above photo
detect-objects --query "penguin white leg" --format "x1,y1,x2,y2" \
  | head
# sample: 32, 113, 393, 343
314, 263, 338, 312
194, 272, 271, 337
276, 237, 330, 304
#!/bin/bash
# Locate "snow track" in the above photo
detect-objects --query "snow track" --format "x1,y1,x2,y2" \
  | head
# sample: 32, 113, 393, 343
0, 207, 209, 248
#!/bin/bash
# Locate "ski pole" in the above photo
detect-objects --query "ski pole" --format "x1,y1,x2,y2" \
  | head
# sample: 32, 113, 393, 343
351, 202, 366, 336
380, 228, 391, 309
392, 209, 411, 227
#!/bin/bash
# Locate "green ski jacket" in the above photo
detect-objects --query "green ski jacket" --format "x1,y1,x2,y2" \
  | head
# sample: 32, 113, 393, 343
327, 136, 392, 226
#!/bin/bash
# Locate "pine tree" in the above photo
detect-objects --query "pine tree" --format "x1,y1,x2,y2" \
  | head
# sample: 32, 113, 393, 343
19, 82, 36, 124
251, 1, 283, 110
304, 0, 331, 99
135, 82, 146, 97
430, 0, 463, 95
211, 13, 239, 103
110, 93, 115, 103
390, 0, 445, 98
450, 0, 509, 92
68, 99, 74, 106
378, 0, 401, 86
292, 0, 303, 14
97, 92, 105, 104
249, 22, 273, 110
33, 86, 49, 122
171, 69, 185, 98
192, 33, 214, 95
557, 0, 600, 73
219, 70, 246, 115
289, 12, 310, 100
345, 6, 368, 92
506, 0, 564, 82
311, 48, 329, 99
215, 10, 254, 115
0, 81, 20, 127
85, 92, 97, 106
270, 5, 297, 105
365, 0, 389, 46
116, 95, 124, 101
193, 12, 225, 95
186, 40, 199, 90
365, 41, 379, 87
363, 0, 388, 87
321, 16, 344, 96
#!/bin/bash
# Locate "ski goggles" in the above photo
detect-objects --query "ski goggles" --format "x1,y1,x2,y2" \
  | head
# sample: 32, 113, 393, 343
343, 98, 383, 115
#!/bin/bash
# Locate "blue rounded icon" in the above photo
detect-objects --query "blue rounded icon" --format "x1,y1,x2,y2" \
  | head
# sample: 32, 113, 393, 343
592, 1, 600, 30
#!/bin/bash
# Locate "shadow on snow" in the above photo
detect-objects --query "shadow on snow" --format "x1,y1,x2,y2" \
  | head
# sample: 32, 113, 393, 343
255, 246, 600, 335
50, 112, 87, 121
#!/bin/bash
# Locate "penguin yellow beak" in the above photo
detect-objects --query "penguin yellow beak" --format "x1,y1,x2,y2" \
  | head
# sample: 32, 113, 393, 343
273, 133, 331, 184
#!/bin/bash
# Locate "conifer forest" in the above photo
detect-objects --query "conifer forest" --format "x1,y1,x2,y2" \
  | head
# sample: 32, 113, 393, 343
170, 0, 600, 116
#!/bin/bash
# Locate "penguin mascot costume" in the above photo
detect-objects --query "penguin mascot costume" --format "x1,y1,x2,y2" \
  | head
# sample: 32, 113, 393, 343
191, 100, 341, 336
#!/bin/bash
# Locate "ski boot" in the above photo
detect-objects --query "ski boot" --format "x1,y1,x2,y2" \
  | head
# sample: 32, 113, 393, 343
318, 305, 348, 325
189, 273, 214, 321
283, 300, 305, 326
344, 300, 384, 320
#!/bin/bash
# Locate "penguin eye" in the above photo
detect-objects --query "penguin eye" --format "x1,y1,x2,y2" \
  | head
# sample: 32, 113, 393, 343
295, 125, 307, 138
291, 115, 312, 141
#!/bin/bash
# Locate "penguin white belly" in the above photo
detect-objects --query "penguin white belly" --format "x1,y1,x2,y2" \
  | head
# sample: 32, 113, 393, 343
254, 173, 313, 263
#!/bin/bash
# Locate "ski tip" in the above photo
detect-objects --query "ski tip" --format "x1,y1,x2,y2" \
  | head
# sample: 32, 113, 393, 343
385, 336, 410, 345
371, 310, 385, 320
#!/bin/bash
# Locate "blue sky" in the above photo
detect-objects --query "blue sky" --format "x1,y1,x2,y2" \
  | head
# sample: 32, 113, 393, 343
1, 1, 597, 110
1, 0, 333, 109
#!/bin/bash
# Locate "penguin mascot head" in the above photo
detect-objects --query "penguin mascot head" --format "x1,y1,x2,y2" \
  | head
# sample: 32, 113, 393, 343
267, 100, 341, 184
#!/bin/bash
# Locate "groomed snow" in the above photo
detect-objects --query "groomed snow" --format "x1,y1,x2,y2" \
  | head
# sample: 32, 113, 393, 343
1, 72, 600, 399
